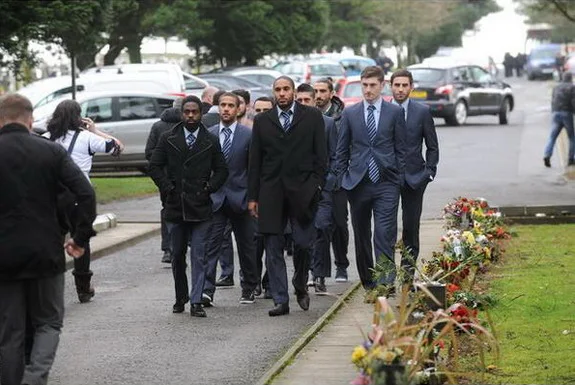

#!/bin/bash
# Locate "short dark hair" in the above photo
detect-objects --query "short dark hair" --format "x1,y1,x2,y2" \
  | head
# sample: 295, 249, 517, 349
296, 83, 315, 97
254, 96, 274, 104
212, 90, 226, 106
0, 93, 33, 122
180, 95, 202, 111
360, 66, 384, 82
273, 75, 295, 90
232, 89, 250, 104
218, 92, 240, 106
314, 78, 334, 92
390, 69, 413, 85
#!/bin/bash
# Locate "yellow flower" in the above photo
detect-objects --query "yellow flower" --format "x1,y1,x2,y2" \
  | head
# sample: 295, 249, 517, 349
381, 350, 397, 363
351, 346, 368, 363
483, 247, 491, 259
462, 231, 476, 245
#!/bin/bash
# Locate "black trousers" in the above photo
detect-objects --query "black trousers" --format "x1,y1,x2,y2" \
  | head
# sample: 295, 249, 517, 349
0, 274, 65, 385
399, 182, 428, 281
331, 189, 350, 270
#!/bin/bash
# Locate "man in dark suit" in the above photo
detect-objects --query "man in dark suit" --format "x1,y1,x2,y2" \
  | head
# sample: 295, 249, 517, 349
390, 69, 439, 285
248, 76, 327, 316
335, 66, 407, 292
295, 83, 337, 295
149, 95, 228, 318
204, 92, 259, 305
202, 89, 225, 128
0, 94, 96, 385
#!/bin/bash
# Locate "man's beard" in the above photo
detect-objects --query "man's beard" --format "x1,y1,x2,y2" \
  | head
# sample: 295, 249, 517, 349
185, 120, 201, 131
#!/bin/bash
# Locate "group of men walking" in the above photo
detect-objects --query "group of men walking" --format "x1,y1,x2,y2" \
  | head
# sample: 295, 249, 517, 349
147, 65, 439, 318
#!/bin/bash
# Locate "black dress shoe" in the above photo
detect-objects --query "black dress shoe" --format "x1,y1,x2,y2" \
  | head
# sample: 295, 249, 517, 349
190, 303, 207, 317
268, 303, 290, 317
544, 157, 551, 168
172, 299, 188, 313
314, 277, 327, 295
201, 293, 214, 308
215, 276, 234, 287
297, 293, 310, 311
161, 251, 172, 264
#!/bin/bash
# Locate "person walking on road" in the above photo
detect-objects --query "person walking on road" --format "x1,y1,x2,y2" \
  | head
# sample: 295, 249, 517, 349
334, 65, 407, 293
204, 92, 259, 306
313, 78, 350, 282
295, 83, 338, 295
44, 99, 124, 303
544, 72, 575, 167
248, 76, 327, 317
390, 69, 439, 286
145, 98, 183, 264
149, 95, 228, 318
0, 93, 96, 385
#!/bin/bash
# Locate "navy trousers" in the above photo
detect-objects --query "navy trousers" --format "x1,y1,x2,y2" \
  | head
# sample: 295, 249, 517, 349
331, 189, 350, 270
312, 191, 334, 278
400, 182, 427, 282
218, 221, 234, 279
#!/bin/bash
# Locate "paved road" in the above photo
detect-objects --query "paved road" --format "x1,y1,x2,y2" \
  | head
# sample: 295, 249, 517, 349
99, 77, 575, 223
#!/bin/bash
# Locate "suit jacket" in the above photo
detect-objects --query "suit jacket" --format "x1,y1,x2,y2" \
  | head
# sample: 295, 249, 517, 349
0, 123, 96, 281
202, 112, 220, 128
323, 115, 338, 192
208, 123, 251, 213
148, 123, 228, 222
335, 100, 407, 189
248, 102, 327, 233
403, 100, 439, 190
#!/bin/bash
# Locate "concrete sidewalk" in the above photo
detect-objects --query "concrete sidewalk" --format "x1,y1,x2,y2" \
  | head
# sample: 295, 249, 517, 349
265, 220, 446, 385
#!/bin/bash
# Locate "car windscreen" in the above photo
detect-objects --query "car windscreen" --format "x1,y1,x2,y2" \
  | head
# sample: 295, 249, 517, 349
530, 49, 560, 60
310, 64, 342, 76
409, 68, 446, 83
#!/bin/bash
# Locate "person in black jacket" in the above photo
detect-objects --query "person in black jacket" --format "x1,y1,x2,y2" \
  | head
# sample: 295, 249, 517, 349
149, 95, 228, 318
145, 100, 183, 264
0, 93, 96, 385
544, 71, 575, 167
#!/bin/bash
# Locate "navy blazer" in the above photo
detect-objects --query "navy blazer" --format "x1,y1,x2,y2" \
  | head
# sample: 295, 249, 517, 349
335, 100, 407, 189
403, 100, 439, 190
323, 115, 338, 192
209, 123, 251, 213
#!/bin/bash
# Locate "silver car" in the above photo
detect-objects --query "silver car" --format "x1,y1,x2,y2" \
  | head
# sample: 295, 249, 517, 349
32, 91, 178, 171
273, 59, 346, 84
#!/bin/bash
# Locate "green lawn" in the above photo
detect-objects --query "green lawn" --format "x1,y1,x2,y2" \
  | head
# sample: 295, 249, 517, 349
471, 224, 575, 384
91, 177, 159, 204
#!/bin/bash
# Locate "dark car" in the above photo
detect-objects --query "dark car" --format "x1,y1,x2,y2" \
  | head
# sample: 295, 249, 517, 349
407, 62, 514, 126
194, 74, 271, 96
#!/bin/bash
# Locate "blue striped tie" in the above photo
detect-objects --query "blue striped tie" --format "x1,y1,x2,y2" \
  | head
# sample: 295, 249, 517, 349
366, 104, 380, 183
221, 126, 232, 160
186, 133, 195, 149
281, 111, 291, 132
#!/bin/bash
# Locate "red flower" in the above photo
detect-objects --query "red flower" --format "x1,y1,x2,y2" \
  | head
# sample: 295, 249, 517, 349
447, 283, 460, 293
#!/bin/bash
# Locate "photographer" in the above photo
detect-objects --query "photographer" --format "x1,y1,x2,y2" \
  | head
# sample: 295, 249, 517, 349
43, 99, 124, 303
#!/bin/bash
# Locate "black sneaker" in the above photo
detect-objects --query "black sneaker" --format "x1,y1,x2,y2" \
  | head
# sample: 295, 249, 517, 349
239, 290, 255, 304
314, 277, 327, 295
201, 293, 214, 308
161, 251, 172, 264
335, 268, 348, 282
544, 157, 551, 168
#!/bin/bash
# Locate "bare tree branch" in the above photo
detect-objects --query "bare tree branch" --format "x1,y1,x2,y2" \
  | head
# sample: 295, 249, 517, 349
550, 0, 575, 23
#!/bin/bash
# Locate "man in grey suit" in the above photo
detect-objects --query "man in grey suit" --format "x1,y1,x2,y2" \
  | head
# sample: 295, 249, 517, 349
390, 69, 439, 285
204, 92, 259, 305
335, 66, 407, 292
295, 83, 338, 295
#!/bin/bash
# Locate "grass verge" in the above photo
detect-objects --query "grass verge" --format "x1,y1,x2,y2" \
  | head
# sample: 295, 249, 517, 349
92, 177, 158, 204
463, 224, 575, 384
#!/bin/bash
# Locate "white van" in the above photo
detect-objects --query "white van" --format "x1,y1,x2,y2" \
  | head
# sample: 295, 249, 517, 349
18, 67, 187, 109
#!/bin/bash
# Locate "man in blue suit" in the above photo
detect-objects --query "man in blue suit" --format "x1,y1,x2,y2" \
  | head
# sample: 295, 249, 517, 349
390, 69, 439, 285
335, 66, 407, 292
295, 83, 338, 294
204, 92, 259, 305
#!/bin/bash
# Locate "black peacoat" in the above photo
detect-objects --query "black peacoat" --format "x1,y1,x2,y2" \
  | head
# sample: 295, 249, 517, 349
148, 122, 228, 223
248, 102, 327, 234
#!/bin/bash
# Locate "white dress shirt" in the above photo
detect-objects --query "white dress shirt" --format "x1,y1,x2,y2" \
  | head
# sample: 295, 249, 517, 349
392, 98, 409, 121
218, 121, 238, 147
363, 97, 383, 128
277, 103, 296, 127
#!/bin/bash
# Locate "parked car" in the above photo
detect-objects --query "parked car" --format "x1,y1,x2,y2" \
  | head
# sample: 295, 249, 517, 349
32, 91, 177, 171
194, 74, 273, 101
273, 59, 345, 84
526, 43, 562, 80
334, 75, 392, 106
210, 67, 283, 88
406, 62, 514, 126
321, 54, 377, 77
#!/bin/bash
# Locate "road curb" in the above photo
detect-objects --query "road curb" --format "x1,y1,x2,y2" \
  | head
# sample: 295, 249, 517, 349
255, 281, 362, 385
92, 212, 117, 233
65, 225, 161, 270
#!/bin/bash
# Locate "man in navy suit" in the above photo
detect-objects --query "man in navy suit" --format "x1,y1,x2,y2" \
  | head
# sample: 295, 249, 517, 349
335, 66, 407, 292
204, 92, 259, 305
295, 83, 338, 295
390, 69, 439, 285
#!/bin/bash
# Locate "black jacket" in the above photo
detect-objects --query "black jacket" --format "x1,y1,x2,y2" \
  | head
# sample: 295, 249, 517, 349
325, 96, 345, 121
145, 108, 182, 161
148, 123, 228, 222
551, 79, 575, 113
0, 123, 96, 281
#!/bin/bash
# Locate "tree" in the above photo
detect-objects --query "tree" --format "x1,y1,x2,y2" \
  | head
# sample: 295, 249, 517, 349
516, 0, 575, 43
324, 0, 369, 53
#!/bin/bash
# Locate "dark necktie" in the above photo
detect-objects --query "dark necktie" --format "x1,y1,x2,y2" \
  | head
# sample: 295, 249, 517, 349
186, 132, 195, 149
280, 110, 291, 132
366, 104, 380, 183
221, 126, 232, 160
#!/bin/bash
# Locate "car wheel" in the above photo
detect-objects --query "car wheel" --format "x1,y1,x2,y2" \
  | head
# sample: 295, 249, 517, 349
445, 100, 467, 126
499, 98, 510, 125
